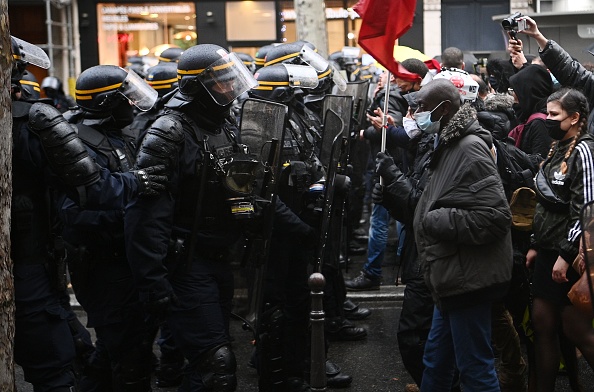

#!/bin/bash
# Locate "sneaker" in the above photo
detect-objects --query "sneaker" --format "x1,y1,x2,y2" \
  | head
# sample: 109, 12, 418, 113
345, 271, 380, 291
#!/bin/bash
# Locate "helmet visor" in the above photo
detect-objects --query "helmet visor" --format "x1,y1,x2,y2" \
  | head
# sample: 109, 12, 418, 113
198, 52, 258, 106
119, 69, 158, 111
11, 36, 50, 69
300, 46, 346, 91
282, 64, 319, 89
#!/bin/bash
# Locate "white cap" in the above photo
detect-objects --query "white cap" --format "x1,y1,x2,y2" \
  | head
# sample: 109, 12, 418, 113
433, 68, 478, 104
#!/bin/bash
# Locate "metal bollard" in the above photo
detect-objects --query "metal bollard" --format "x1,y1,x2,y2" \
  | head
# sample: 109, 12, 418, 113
309, 272, 327, 391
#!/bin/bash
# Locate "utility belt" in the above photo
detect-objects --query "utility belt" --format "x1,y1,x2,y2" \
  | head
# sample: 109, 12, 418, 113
167, 233, 232, 266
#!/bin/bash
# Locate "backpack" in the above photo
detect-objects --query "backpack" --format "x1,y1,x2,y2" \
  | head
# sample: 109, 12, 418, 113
493, 137, 541, 231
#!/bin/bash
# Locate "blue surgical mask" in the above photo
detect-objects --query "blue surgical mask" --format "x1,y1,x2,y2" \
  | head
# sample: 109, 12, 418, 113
413, 101, 447, 134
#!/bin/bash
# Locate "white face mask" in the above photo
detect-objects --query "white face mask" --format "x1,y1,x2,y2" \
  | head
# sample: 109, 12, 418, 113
413, 100, 447, 134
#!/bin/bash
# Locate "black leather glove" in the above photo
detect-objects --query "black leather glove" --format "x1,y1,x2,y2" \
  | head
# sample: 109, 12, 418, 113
372, 183, 385, 205
334, 174, 352, 195
375, 152, 399, 184
131, 165, 167, 197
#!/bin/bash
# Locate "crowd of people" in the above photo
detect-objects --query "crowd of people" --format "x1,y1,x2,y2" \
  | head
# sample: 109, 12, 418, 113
7, 13, 594, 392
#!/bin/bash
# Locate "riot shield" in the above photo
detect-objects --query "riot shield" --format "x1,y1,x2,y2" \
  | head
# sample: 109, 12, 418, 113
319, 108, 344, 170
309, 113, 347, 390
315, 110, 346, 272
579, 201, 594, 315
322, 95, 353, 140
340, 80, 370, 128
239, 98, 288, 336
240, 98, 288, 197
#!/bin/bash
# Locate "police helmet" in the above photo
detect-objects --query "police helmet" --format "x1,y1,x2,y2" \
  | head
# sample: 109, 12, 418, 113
249, 64, 318, 103
433, 68, 479, 104
20, 71, 41, 101
146, 63, 178, 97
158, 47, 183, 63
177, 44, 257, 106
75, 65, 157, 114
264, 42, 304, 67
41, 76, 64, 94
234, 52, 256, 74
254, 44, 276, 70
11, 37, 28, 83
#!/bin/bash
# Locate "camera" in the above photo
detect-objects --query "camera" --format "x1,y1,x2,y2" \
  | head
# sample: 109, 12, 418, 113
501, 12, 525, 39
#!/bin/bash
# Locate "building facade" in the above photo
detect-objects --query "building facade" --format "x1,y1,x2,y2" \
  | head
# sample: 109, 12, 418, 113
8, 0, 594, 95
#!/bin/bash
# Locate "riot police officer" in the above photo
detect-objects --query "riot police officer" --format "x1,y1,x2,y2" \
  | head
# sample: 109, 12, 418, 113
157, 46, 184, 63
10, 36, 163, 392
125, 43, 259, 391
60, 64, 163, 391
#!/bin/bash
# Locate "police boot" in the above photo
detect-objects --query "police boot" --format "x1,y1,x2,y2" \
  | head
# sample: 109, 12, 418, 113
325, 317, 367, 341
155, 357, 184, 388
325, 360, 352, 389
343, 299, 371, 321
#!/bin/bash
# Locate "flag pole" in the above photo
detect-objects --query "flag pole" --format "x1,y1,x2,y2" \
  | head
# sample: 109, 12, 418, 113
379, 71, 391, 186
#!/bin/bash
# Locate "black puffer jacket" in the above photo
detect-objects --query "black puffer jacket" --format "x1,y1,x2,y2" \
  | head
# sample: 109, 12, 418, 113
539, 40, 594, 134
413, 104, 513, 310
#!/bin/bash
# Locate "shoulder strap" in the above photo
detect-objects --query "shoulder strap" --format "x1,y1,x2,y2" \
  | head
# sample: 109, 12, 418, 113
75, 124, 120, 171
526, 112, 547, 124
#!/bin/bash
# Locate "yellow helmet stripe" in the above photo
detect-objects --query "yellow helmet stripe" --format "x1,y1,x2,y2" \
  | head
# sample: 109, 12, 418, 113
75, 95, 93, 100
152, 84, 173, 90
258, 81, 290, 86
75, 82, 122, 95
264, 52, 299, 67
178, 68, 205, 75
158, 57, 173, 62
20, 80, 40, 88
148, 77, 178, 85
318, 69, 332, 79
255, 58, 266, 65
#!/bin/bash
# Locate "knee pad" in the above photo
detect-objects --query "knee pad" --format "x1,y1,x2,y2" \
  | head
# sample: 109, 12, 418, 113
199, 344, 237, 391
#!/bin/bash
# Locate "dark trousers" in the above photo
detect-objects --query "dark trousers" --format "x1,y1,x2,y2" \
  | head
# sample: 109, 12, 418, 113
14, 263, 76, 391
167, 256, 235, 391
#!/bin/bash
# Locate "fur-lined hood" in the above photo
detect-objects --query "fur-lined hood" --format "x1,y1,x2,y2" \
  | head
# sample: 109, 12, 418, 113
484, 93, 514, 112
439, 103, 492, 148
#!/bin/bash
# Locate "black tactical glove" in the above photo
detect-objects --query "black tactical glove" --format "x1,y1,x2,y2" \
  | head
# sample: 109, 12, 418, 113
375, 152, 399, 184
372, 183, 385, 205
334, 174, 352, 195
131, 165, 167, 197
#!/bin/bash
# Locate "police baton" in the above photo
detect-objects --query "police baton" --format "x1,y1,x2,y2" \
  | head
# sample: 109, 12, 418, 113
379, 71, 391, 186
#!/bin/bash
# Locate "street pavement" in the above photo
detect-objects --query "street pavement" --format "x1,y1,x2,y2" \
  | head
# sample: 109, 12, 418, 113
15, 216, 594, 390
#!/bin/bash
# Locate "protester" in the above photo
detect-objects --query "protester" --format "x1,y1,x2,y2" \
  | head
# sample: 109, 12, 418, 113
405, 79, 512, 391
525, 87, 594, 391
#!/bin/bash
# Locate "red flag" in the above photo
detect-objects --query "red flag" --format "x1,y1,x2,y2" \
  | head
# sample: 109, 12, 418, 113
354, 0, 417, 76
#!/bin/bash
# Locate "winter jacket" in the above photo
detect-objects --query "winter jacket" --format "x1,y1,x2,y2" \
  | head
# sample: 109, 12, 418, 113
539, 40, 594, 133
413, 104, 513, 310
476, 93, 516, 141
532, 133, 594, 263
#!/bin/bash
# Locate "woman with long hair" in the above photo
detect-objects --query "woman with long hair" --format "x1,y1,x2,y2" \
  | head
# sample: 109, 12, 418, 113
527, 87, 594, 391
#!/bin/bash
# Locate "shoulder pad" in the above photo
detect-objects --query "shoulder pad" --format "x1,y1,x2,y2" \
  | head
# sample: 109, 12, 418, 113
12, 101, 32, 119
28, 102, 67, 131
149, 115, 185, 143
135, 115, 185, 169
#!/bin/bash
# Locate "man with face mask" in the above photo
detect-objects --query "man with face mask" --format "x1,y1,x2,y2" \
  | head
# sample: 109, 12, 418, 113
373, 79, 512, 391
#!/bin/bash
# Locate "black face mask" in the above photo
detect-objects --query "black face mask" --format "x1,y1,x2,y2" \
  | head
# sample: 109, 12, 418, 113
544, 118, 569, 140
112, 102, 135, 128
489, 75, 499, 92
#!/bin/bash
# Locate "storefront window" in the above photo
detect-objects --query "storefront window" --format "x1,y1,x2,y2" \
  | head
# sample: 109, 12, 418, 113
97, 2, 196, 70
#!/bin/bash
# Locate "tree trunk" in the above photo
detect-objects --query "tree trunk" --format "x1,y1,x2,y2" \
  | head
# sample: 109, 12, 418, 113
0, 0, 15, 389
293, 0, 329, 58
